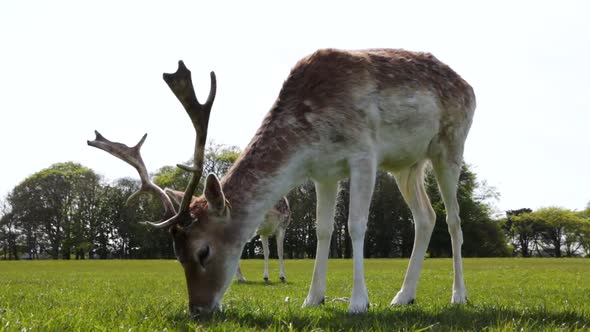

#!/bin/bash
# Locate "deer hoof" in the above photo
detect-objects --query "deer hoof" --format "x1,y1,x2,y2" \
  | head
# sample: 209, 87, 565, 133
391, 290, 416, 306
348, 301, 370, 314
302, 296, 325, 307
451, 291, 468, 304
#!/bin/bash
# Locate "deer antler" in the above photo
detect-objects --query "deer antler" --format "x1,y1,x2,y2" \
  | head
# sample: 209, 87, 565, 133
87, 131, 177, 221
88, 61, 216, 229
162, 61, 216, 221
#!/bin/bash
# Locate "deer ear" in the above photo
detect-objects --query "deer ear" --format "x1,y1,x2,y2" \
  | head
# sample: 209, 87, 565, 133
204, 173, 226, 212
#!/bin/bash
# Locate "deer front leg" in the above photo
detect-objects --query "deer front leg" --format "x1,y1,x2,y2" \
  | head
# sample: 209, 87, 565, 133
260, 235, 270, 282
302, 180, 338, 307
276, 228, 287, 282
347, 156, 377, 313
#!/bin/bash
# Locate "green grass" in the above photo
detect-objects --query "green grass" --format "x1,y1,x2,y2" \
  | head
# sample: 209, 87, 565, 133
0, 258, 589, 331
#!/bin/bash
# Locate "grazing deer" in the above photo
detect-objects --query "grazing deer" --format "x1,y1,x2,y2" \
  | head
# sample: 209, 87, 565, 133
235, 196, 291, 283
88, 48, 475, 315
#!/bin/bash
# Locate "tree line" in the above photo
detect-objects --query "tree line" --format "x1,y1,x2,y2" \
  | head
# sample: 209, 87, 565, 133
1, 143, 589, 260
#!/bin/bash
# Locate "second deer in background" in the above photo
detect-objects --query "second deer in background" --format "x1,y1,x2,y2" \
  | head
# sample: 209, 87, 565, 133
236, 197, 291, 283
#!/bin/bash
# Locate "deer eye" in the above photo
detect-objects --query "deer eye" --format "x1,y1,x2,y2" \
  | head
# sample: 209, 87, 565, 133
179, 217, 193, 227
197, 245, 210, 268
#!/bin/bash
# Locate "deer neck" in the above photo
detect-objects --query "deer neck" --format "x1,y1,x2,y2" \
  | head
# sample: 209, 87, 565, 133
220, 109, 308, 238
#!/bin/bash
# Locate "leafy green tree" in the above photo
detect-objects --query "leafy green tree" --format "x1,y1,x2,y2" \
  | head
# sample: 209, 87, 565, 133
427, 164, 508, 257
284, 181, 317, 259
333, 180, 352, 258
153, 142, 241, 192
502, 208, 534, 257
2, 150, 505, 260
9, 162, 100, 259
0, 199, 20, 260
106, 178, 174, 259
152, 165, 190, 192
514, 207, 589, 257
5, 191, 43, 260
578, 207, 590, 256
87, 179, 140, 259
104, 178, 139, 258
365, 172, 413, 258
204, 142, 241, 178
70, 167, 103, 259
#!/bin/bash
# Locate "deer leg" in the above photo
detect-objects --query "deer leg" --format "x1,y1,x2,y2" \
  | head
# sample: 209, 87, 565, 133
302, 180, 338, 307
260, 235, 270, 282
432, 159, 467, 304
347, 156, 377, 313
235, 264, 246, 283
391, 162, 436, 306
276, 228, 287, 282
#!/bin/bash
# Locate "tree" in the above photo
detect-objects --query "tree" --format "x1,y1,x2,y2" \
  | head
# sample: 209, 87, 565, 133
333, 180, 352, 258
285, 181, 317, 259
0, 198, 20, 260
204, 142, 241, 178
578, 207, 590, 256
503, 208, 534, 257
8, 162, 101, 259
426, 164, 508, 257
106, 177, 174, 259
365, 172, 413, 258
154, 142, 241, 192
152, 165, 190, 193
514, 207, 589, 257
2, 151, 507, 260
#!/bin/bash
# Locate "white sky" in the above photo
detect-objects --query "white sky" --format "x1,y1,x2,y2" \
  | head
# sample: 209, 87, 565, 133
1, 1, 589, 213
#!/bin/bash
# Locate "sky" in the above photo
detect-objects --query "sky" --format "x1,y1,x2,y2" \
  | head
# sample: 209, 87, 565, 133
1, 1, 589, 214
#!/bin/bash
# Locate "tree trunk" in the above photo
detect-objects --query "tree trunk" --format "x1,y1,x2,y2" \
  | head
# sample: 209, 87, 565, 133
555, 229, 562, 258
11, 240, 19, 260
519, 234, 530, 257
344, 223, 352, 258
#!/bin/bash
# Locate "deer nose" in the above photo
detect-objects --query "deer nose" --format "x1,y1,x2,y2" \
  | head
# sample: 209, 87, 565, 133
189, 303, 206, 317
189, 303, 219, 317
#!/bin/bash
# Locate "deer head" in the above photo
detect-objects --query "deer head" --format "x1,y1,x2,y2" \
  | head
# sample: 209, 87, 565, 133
88, 61, 241, 315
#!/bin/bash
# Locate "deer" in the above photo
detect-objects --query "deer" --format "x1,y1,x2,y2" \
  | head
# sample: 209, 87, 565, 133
235, 196, 291, 283
88, 48, 475, 315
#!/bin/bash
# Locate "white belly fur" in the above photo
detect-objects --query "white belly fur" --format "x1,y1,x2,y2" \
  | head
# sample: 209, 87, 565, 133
306, 89, 441, 181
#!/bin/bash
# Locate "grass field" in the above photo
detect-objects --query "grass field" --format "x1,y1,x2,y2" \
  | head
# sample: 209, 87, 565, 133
0, 258, 589, 331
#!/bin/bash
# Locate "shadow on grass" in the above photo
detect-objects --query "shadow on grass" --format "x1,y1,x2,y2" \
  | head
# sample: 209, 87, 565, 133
233, 280, 291, 286
167, 303, 589, 331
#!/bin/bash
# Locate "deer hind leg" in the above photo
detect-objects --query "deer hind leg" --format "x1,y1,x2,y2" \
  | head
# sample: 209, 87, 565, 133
276, 228, 287, 282
302, 180, 338, 307
260, 235, 270, 282
235, 264, 246, 283
347, 156, 377, 313
391, 162, 436, 306
432, 158, 467, 304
